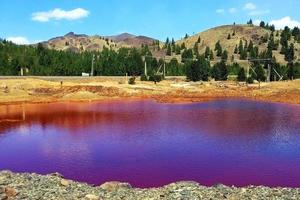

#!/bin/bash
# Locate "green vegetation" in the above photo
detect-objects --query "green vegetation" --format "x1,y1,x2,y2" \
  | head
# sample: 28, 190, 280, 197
1, 22, 300, 83
186, 55, 210, 82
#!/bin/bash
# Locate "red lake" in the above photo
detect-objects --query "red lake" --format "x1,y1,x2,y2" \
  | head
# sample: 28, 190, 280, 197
0, 99, 300, 188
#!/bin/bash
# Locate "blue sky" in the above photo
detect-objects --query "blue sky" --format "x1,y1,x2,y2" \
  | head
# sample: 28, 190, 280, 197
1, 0, 300, 44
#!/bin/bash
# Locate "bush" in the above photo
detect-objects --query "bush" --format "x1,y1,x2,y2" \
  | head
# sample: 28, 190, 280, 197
237, 68, 246, 82
212, 61, 228, 81
140, 75, 148, 81
128, 77, 136, 85
246, 77, 254, 84
149, 75, 163, 83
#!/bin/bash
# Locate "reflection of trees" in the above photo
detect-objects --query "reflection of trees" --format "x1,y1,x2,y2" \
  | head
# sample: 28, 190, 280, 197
0, 103, 156, 135
0, 101, 299, 138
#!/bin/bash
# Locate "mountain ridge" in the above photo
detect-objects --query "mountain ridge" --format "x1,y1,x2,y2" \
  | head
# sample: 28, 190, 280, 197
41, 24, 300, 65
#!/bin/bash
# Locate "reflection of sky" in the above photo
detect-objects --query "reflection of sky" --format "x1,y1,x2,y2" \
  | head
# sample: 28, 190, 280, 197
0, 99, 300, 188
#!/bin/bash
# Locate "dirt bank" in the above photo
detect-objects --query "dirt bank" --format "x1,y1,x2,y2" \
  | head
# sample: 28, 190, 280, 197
0, 77, 299, 105
1, 171, 299, 200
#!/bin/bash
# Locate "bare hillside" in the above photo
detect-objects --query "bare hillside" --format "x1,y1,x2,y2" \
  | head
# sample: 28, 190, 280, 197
176, 25, 300, 65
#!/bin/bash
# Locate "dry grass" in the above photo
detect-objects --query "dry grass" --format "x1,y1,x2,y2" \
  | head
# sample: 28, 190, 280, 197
0, 77, 299, 105
176, 25, 300, 65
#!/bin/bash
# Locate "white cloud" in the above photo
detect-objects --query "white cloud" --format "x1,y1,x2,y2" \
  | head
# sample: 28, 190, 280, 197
253, 19, 261, 26
270, 16, 300, 29
6, 36, 30, 45
216, 9, 225, 14
249, 10, 270, 16
32, 8, 89, 22
229, 8, 237, 14
243, 3, 256, 10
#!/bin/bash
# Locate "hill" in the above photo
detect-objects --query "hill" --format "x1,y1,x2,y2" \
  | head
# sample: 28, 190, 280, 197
175, 25, 300, 65
40, 24, 300, 67
42, 32, 158, 52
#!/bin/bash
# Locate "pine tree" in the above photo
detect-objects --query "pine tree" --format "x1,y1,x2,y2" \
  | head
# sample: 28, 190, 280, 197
215, 41, 222, 57
237, 67, 246, 82
248, 40, 253, 52
181, 42, 186, 50
197, 36, 201, 43
164, 37, 170, 49
247, 19, 253, 25
255, 64, 266, 82
221, 50, 228, 61
193, 43, 199, 56
285, 43, 295, 62
212, 61, 228, 81
204, 46, 210, 58
231, 55, 235, 62
210, 50, 214, 60
259, 21, 265, 28
166, 44, 172, 56
186, 55, 210, 81
175, 45, 181, 55
181, 49, 193, 63
238, 40, 243, 54
234, 45, 238, 54
227, 34, 231, 40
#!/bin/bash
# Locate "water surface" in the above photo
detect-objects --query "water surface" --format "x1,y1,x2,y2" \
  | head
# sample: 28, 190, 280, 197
0, 99, 300, 188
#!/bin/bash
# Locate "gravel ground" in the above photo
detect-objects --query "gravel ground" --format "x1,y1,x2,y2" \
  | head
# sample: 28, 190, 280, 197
0, 171, 300, 200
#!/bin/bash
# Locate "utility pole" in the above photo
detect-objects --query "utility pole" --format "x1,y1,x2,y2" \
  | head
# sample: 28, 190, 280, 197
163, 61, 166, 78
248, 58, 272, 82
91, 54, 95, 76
144, 59, 147, 77
267, 63, 271, 82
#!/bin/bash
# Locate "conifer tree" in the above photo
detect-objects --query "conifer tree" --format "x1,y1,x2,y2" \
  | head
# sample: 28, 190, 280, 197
234, 45, 238, 54
221, 50, 228, 61
204, 46, 210, 58
237, 67, 246, 81
166, 44, 172, 56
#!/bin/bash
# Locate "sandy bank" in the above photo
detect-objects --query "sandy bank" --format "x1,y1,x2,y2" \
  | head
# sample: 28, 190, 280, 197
0, 77, 299, 105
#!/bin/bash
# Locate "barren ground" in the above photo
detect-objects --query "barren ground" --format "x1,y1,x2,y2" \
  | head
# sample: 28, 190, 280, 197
0, 76, 299, 105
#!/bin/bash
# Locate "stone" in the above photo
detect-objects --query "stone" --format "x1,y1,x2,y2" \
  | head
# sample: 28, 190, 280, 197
50, 172, 64, 178
0, 194, 7, 200
60, 179, 70, 187
85, 194, 99, 200
99, 181, 132, 192
4, 187, 18, 198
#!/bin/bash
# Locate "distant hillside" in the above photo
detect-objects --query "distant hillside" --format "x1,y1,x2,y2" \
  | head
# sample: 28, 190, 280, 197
41, 24, 300, 66
176, 25, 300, 65
43, 32, 158, 52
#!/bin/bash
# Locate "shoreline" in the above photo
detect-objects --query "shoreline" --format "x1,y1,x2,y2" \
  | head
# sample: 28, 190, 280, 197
0, 95, 299, 107
0, 78, 299, 106
1, 171, 299, 200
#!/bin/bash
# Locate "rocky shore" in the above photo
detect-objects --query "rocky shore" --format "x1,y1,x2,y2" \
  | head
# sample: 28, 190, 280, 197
0, 171, 299, 200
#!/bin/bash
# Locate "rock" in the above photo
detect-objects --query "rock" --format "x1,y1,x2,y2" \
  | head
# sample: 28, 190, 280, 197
60, 179, 70, 187
85, 194, 99, 200
4, 187, 18, 198
50, 172, 64, 178
0, 171, 300, 199
99, 181, 132, 192
0, 194, 7, 200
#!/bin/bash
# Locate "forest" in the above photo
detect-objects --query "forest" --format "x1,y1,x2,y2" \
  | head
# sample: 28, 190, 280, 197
0, 31, 299, 82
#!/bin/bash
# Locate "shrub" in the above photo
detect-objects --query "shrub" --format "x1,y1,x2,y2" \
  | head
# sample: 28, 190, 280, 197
128, 77, 136, 85
246, 77, 254, 84
140, 75, 148, 81
237, 68, 246, 82
149, 75, 163, 83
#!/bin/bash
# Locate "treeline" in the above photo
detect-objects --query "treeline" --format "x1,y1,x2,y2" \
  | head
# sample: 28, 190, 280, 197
0, 34, 299, 82
0, 40, 183, 76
